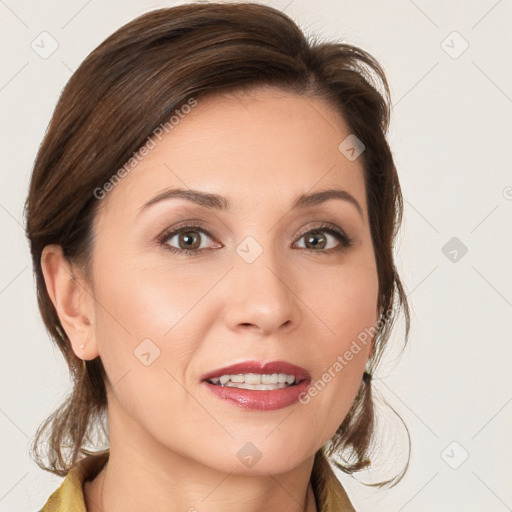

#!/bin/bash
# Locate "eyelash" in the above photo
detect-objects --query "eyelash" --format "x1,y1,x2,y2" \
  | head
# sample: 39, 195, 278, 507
157, 222, 353, 257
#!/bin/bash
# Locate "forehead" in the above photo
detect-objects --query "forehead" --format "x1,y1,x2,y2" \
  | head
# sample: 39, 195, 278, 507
95, 87, 367, 222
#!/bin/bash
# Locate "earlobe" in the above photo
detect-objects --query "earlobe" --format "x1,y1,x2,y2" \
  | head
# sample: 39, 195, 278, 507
40, 244, 97, 360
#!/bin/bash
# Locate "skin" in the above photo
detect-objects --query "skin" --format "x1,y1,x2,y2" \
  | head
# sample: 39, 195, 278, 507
41, 86, 380, 512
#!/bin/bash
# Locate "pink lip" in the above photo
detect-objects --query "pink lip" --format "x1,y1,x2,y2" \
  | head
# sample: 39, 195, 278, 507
200, 360, 312, 411
202, 380, 311, 411
200, 360, 311, 383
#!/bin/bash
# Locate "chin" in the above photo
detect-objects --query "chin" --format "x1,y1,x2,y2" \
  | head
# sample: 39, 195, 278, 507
203, 437, 316, 476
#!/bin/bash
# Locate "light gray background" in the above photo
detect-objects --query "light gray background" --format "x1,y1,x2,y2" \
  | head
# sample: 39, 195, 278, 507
1, 1, 511, 511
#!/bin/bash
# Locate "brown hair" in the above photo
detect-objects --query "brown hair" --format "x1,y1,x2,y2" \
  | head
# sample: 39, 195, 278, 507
25, 1, 410, 485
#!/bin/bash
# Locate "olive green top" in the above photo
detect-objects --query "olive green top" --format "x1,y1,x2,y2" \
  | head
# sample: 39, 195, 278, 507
38, 448, 356, 511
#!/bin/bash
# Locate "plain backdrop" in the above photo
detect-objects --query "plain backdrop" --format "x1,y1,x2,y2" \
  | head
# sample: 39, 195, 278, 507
1, 1, 511, 511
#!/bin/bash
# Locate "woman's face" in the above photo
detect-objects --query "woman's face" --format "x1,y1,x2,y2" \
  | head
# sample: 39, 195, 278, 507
86, 87, 379, 474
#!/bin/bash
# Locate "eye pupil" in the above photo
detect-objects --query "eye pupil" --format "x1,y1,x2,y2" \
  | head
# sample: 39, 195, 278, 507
305, 232, 327, 250
179, 231, 201, 249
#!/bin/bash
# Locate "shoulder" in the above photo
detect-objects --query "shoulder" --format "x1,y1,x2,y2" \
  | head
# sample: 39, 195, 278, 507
37, 451, 109, 512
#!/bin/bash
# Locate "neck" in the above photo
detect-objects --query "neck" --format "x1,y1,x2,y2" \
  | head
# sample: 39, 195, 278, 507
86, 455, 317, 512
84, 403, 317, 512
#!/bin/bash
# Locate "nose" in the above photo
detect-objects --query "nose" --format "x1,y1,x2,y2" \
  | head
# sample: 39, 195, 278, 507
222, 244, 301, 337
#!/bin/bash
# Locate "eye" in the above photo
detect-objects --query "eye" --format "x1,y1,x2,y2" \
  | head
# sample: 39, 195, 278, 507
294, 223, 353, 254
158, 224, 220, 256
157, 222, 353, 256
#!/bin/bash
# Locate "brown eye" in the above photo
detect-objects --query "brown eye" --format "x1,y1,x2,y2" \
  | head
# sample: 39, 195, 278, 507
304, 232, 328, 250
175, 231, 202, 250
158, 222, 352, 257
296, 225, 352, 254
159, 225, 217, 255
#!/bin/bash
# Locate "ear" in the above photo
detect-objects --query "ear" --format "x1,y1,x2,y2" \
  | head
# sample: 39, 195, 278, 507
40, 244, 98, 361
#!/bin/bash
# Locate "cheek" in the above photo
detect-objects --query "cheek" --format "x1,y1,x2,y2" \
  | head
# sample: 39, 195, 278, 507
90, 262, 209, 436
94, 244, 215, 338
91, 249, 233, 402
90, 250, 200, 381
313, 248, 379, 349
301, 256, 377, 437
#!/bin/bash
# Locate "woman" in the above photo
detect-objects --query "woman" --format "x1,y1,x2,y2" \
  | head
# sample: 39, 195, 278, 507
26, 2, 409, 511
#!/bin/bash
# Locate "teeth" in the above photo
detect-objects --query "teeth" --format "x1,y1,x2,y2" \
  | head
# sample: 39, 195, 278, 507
261, 373, 278, 384
219, 375, 230, 385
208, 372, 298, 388
223, 382, 290, 390
245, 374, 261, 385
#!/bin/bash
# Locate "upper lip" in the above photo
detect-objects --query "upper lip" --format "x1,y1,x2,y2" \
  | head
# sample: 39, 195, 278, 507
201, 360, 311, 383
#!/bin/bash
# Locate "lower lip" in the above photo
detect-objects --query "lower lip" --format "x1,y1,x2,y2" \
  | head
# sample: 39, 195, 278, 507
202, 380, 311, 411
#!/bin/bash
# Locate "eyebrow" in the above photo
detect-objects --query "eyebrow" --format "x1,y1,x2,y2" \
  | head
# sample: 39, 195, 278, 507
138, 187, 363, 218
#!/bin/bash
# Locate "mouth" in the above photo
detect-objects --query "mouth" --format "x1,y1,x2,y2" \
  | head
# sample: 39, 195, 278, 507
200, 360, 310, 391
201, 360, 311, 411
